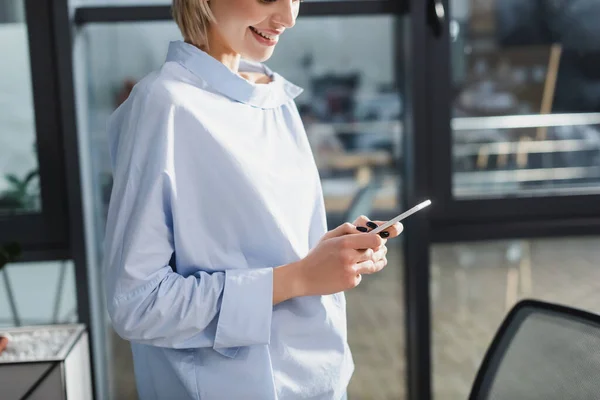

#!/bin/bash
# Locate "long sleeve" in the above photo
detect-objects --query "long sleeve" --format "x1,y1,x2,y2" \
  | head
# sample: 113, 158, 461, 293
103, 84, 273, 358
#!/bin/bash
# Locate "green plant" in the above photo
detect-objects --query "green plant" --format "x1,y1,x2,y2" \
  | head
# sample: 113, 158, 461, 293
0, 168, 39, 211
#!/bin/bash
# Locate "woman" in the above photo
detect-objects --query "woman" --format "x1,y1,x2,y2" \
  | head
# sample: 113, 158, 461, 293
103, 0, 403, 399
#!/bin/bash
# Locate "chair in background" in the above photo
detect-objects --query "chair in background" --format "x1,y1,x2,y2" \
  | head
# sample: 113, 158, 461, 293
469, 299, 600, 400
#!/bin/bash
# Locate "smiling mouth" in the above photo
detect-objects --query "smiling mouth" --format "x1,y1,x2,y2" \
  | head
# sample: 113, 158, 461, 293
249, 26, 276, 41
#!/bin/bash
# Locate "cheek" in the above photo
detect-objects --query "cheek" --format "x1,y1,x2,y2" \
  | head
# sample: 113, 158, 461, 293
212, 0, 256, 28
220, 6, 268, 41
225, 0, 265, 24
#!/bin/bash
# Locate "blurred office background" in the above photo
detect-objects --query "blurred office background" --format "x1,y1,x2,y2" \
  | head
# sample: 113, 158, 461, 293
1, 0, 600, 399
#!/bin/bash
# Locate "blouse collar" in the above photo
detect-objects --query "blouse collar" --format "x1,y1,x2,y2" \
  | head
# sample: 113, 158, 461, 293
165, 40, 303, 109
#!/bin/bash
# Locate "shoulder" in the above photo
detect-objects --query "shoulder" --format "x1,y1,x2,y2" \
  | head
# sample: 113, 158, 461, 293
107, 74, 172, 159
110, 71, 174, 123
131, 66, 190, 110
110, 63, 214, 134
107, 69, 185, 166
123, 61, 219, 111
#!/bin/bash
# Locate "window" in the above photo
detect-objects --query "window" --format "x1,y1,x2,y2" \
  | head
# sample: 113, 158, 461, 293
451, 0, 600, 199
0, 0, 41, 215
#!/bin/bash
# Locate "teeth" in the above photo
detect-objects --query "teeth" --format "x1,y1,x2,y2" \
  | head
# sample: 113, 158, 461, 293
251, 27, 274, 40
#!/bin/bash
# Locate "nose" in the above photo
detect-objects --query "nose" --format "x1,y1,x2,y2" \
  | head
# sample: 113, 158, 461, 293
274, 0, 297, 29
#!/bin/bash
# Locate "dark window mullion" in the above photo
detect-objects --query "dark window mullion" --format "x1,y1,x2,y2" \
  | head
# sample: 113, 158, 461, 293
26, 0, 71, 247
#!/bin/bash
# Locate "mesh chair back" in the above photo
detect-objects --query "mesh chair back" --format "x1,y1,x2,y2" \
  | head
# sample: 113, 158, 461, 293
470, 300, 600, 400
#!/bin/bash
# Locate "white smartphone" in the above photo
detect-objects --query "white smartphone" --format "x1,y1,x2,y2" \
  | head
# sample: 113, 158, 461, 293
369, 199, 432, 235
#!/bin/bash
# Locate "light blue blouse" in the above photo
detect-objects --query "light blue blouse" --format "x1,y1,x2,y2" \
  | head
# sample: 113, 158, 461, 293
103, 40, 353, 400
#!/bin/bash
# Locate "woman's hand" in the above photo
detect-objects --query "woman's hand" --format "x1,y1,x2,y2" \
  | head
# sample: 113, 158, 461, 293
273, 217, 403, 304
294, 226, 385, 297
319, 215, 402, 278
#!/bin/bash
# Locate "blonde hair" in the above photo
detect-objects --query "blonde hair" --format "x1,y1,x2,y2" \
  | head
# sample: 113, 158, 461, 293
172, 0, 216, 47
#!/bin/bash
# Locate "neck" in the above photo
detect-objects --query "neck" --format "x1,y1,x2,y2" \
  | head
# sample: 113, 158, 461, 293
196, 28, 242, 74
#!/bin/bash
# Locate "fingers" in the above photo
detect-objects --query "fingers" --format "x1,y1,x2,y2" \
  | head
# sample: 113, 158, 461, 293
341, 231, 383, 251
377, 245, 388, 259
323, 222, 363, 242
355, 245, 387, 262
354, 247, 374, 264
355, 257, 388, 275
352, 215, 371, 230
352, 216, 404, 239
371, 221, 404, 238
352, 215, 381, 234
342, 245, 386, 287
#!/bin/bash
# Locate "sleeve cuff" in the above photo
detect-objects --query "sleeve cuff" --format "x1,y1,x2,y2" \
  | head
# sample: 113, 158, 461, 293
213, 267, 273, 358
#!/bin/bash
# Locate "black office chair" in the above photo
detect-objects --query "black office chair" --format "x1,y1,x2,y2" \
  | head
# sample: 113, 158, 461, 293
469, 299, 600, 400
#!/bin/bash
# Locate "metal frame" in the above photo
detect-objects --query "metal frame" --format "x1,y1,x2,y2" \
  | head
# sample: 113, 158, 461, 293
433, 216, 600, 243
400, 0, 450, 397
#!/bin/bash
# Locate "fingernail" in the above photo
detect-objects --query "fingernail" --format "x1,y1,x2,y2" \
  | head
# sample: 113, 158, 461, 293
356, 226, 368, 232
379, 231, 390, 238
366, 221, 378, 229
